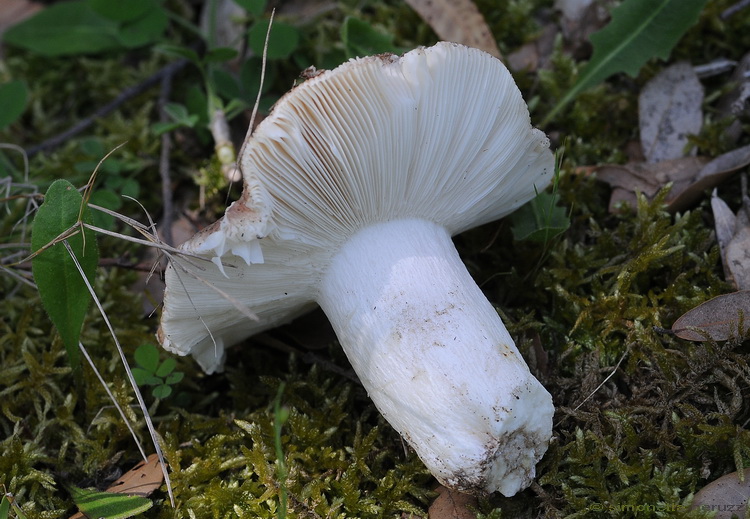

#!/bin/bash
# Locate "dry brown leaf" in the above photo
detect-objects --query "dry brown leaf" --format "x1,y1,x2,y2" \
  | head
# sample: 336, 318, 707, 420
595, 144, 750, 213
712, 189, 737, 283
717, 174, 750, 291
690, 468, 750, 518
595, 156, 707, 212
667, 144, 750, 212
639, 62, 704, 163
427, 485, 478, 519
0, 0, 42, 38
671, 291, 750, 341
68, 454, 164, 519
404, 0, 501, 59
506, 24, 557, 72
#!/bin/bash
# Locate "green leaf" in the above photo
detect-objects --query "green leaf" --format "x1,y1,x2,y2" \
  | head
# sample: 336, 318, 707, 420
0, 495, 9, 519
3, 1, 121, 56
511, 191, 570, 243
0, 81, 28, 130
88, 0, 154, 22
88, 189, 122, 231
155, 357, 176, 377
542, 0, 708, 125
204, 47, 239, 63
68, 485, 152, 519
116, 5, 168, 48
340, 17, 402, 59
163, 103, 191, 124
134, 343, 160, 373
156, 44, 201, 63
152, 384, 173, 399
130, 367, 157, 386
248, 20, 300, 59
31, 180, 99, 369
234, 0, 266, 17
165, 371, 184, 385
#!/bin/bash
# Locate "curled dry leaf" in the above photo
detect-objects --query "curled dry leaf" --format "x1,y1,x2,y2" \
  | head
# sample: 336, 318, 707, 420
690, 468, 750, 518
427, 485, 478, 519
595, 143, 750, 213
639, 61, 704, 163
404, 0, 501, 59
671, 291, 750, 342
712, 189, 737, 282
713, 174, 750, 291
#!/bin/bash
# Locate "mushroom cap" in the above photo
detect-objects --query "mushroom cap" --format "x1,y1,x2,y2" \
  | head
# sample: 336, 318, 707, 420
159, 42, 553, 373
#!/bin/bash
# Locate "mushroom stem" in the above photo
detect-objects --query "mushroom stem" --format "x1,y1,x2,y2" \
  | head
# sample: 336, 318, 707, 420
317, 218, 553, 497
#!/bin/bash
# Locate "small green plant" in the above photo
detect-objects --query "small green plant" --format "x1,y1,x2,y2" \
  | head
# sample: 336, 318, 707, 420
0, 491, 28, 519
2, 0, 167, 57
30, 179, 99, 370
131, 343, 184, 399
511, 150, 570, 243
541, 0, 708, 126
67, 484, 152, 519
0, 82, 28, 130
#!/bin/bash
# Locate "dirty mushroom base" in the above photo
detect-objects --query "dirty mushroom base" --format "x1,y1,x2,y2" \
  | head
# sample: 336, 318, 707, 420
159, 42, 555, 497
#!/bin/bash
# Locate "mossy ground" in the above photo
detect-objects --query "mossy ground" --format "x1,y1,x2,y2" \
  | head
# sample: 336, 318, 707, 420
2, 0, 750, 517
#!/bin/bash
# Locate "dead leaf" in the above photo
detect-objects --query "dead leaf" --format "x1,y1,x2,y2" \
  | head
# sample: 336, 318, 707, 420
0, 0, 42, 39
554, 0, 611, 60
428, 485, 478, 519
68, 454, 164, 519
712, 189, 737, 283
595, 156, 707, 212
672, 291, 750, 341
666, 144, 750, 212
595, 144, 750, 213
506, 24, 557, 72
690, 468, 750, 518
404, 0, 501, 59
639, 62, 704, 163
200, 0, 246, 62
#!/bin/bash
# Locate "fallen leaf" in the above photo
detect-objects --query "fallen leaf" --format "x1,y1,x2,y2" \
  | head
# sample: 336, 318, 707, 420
716, 174, 750, 291
672, 291, 750, 341
595, 144, 750, 213
712, 189, 737, 283
199, 0, 246, 62
555, 0, 611, 60
690, 468, 750, 518
0, 0, 42, 38
595, 156, 707, 212
68, 454, 164, 519
639, 61, 704, 163
506, 23, 557, 72
404, 0, 501, 59
666, 143, 750, 212
428, 485, 478, 519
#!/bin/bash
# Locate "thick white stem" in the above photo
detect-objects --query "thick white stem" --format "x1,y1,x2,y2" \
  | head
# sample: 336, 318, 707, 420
317, 219, 553, 496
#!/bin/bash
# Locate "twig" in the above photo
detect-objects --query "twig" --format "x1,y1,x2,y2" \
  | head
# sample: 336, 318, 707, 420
722, 0, 750, 19
26, 59, 189, 157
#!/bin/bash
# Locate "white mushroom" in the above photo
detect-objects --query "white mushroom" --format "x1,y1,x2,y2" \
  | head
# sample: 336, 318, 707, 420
158, 42, 555, 497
